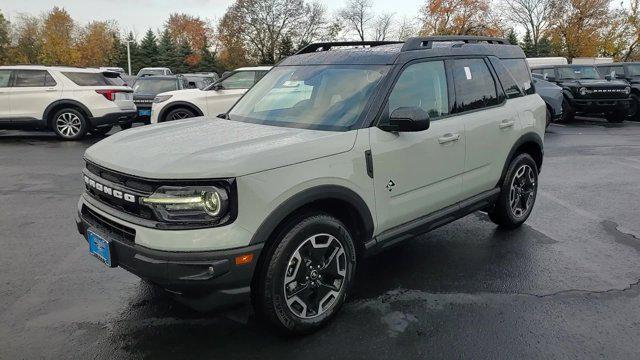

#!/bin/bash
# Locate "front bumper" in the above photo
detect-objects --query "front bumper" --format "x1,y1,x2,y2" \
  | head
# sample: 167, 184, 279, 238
76, 199, 263, 308
570, 98, 631, 114
90, 111, 137, 128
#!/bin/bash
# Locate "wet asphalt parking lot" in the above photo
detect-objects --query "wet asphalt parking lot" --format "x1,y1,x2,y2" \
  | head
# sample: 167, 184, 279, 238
1, 119, 640, 359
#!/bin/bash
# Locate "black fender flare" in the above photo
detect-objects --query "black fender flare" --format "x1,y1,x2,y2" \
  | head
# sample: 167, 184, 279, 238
158, 101, 204, 122
497, 132, 544, 187
249, 185, 375, 246
43, 100, 94, 126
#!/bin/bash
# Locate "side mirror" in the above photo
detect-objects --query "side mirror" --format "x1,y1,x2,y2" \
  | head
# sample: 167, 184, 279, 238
379, 107, 430, 132
221, 71, 231, 78
604, 75, 612, 81
188, 81, 197, 88
211, 83, 223, 91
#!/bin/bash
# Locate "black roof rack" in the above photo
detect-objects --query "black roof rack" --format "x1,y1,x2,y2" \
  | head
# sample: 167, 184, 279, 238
401, 36, 511, 52
296, 41, 403, 55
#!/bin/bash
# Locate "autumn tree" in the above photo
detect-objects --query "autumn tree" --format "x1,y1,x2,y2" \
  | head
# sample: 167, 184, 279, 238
0, 12, 10, 65
500, 0, 551, 51
40, 7, 78, 65
75, 21, 119, 67
373, 13, 394, 41
418, 0, 504, 36
166, 13, 213, 66
339, 0, 374, 40
217, 9, 249, 70
623, 0, 640, 60
11, 14, 42, 64
547, 0, 611, 59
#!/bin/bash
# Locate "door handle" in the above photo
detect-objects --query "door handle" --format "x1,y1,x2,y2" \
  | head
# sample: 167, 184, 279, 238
45, 88, 56, 92
499, 119, 515, 129
438, 133, 461, 144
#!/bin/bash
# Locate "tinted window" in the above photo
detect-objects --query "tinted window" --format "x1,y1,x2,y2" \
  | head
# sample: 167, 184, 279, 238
452, 58, 499, 112
132, 79, 179, 94
599, 66, 625, 78
220, 71, 256, 89
502, 59, 534, 95
63, 72, 113, 86
14, 70, 48, 87
557, 66, 600, 80
388, 60, 449, 118
0, 70, 11, 87
627, 64, 640, 77
45, 72, 57, 86
532, 68, 555, 80
489, 58, 523, 99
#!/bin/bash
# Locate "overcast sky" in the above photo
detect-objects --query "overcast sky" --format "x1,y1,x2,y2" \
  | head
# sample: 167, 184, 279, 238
1, 0, 425, 38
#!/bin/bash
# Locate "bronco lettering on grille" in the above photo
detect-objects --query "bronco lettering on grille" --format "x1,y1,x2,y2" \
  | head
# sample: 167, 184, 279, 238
84, 175, 136, 203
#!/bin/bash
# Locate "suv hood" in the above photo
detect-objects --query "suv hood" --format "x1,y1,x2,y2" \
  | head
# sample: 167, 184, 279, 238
561, 79, 628, 87
84, 118, 357, 179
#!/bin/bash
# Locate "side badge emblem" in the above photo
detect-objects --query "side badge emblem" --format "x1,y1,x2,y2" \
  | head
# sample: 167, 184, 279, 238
386, 180, 396, 192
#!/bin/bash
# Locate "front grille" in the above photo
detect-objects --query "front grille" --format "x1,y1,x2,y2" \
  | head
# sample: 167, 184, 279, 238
86, 162, 156, 193
584, 88, 628, 99
82, 205, 136, 242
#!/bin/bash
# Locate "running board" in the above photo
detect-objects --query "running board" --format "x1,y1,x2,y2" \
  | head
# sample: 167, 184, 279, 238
366, 187, 500, 256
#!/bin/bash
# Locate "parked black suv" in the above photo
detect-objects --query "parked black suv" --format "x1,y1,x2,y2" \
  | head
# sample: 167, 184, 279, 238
130, 75, 188, 127
531, 65, 631, 123
595, 62, 640, 121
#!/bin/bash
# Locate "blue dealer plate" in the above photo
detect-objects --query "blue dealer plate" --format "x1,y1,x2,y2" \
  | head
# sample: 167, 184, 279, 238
88, 230, 114, 267
138, 109, 151, 116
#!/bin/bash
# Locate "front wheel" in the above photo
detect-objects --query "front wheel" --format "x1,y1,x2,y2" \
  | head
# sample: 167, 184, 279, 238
52, 108, 88, 140
163, 108, 195, 122
253, 213, 357, 334
489, 153, 539, 229
628, 94, 640, 122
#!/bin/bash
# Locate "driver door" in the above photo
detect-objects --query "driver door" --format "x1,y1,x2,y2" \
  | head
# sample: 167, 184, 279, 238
370, 60, 466, 234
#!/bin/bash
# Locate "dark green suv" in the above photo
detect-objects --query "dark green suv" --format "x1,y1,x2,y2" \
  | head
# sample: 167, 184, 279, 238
531, 64, 631, 123
595, 62, 640, 121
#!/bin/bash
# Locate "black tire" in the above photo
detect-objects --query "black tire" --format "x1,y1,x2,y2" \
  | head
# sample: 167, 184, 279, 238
488, 153, 539, 229
560, 97, 574, 123
163, 107, 196, 122
253, 212, 357, 334
545, 108, 551, 129
51, 108, 88, 140
90, 126, 113, 136
628, 94, 640, 122
120, 123, 132, 130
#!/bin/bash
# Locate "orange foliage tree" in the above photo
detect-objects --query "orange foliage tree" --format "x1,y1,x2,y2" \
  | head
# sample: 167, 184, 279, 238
418, 0, 506, 36
39, 7, 79, 66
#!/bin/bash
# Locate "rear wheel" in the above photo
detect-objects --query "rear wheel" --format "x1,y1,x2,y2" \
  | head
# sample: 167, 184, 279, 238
254, 213, 356, 334
164, 108, 196, 122
52, 108, 88, 140
489, 153, 538, 229
560, 98, 574, 123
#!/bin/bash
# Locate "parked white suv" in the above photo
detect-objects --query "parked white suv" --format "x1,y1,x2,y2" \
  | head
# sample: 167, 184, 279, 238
76, 37, 545, 334
149, 66, 271, 123
0, 65, 136, 140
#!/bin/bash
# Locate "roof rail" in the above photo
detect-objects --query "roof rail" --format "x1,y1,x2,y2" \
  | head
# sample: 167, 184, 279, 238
296, 41, 403, 55
401, 36, 511, 52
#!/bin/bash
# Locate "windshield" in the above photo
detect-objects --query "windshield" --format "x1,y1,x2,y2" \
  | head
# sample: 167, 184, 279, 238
557, 66, 600, 80
133, 79, 177, 94
138, 69, 164, 76
228, 65, 389, 131
627, 64, 640, 77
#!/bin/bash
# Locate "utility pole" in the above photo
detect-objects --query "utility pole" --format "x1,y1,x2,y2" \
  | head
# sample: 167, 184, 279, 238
125, 40, 133, 76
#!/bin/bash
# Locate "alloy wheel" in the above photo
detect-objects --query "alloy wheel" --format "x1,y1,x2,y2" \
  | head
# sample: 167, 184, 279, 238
170, 111, 192, 120
283, 233, 347, 319
509, 164, 536, 218
55, 112, 82, 138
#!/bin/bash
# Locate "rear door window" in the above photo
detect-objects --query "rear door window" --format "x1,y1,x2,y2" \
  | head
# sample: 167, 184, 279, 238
14, 70, 49, 87
0, 70, 12, 87
451, 58, 500, 112
63, 72, 113, 86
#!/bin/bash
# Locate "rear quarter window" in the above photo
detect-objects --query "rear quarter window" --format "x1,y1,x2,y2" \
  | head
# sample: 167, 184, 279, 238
489, 58, 523, 99
63, 72, 114, 86
501, 59, 534, 95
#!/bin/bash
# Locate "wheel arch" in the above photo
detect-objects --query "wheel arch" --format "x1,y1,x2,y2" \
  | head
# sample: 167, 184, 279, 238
43, 100, 94, 129
497, 132, 544, 187
249, 185, 375, 289
157, 101, 204, 123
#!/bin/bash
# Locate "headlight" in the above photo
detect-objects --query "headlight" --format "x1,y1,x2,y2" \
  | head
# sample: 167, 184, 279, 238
579, 87, 588, 96
624, 87, 631, 95
141, 186, 229, 225
153, 95, 173, 103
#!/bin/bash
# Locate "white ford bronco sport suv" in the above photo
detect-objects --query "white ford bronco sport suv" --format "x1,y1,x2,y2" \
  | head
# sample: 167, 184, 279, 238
76, 36, 545, 334
149, 66, 271, 123
0, 65, 136, 140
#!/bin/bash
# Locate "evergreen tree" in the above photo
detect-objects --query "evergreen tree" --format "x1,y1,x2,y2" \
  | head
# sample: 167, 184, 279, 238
157, 28, 176, 71
521, 29, 535, 57
197, 42, 219, 73
277, 36, 295, 60
537, 37, 552, 57
175, 41, 193, 73
507, 29, 518, 46
139, 29, 158, 67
